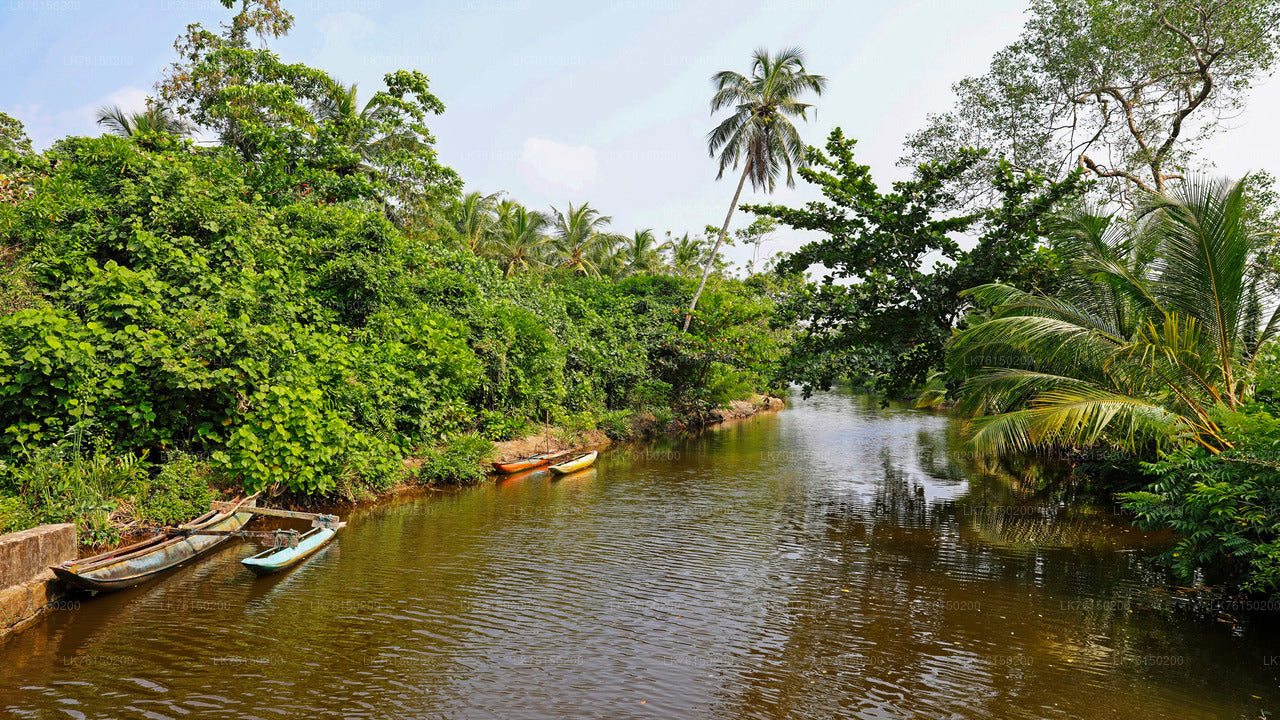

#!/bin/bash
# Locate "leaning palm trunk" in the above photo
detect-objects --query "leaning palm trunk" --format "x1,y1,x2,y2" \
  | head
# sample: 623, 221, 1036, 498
687, 47, 826, 332
950, 177, 1274, 456
683, 161, 751, 332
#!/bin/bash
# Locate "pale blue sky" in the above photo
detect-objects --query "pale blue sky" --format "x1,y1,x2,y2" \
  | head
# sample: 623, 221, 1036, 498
3, 0, 1278, 268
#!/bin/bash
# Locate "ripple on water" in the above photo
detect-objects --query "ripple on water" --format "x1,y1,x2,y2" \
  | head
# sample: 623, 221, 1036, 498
1, 393, 1277, 719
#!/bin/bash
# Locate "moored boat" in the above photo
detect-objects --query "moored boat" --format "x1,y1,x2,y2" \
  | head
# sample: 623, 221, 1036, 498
51, 497, 257, 592
492, 453, 558, 474
241, 523, 344, 576
548, 450, 598, 475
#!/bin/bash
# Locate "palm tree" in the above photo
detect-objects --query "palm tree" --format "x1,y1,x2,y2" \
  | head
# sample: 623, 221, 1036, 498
490, 205, 550, 277
450, 191, 500, 254
96, 103, 192, 137
949, 177, 1275, 455
590, 235, 629, 279
621, 229, 663, 276
311, 80, 428, 225
551, 201, 615, 276
683, 47, 826, 331
312, 81, 416, 169
666, 232, 707, 277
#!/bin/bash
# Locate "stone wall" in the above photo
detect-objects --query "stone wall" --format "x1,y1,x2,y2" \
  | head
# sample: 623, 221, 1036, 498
0, 523, 76, 635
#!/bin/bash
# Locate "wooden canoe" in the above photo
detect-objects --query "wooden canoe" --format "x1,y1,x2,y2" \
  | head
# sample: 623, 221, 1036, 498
492, 453, 559, 474
242, 523, 344, 576
51, 497, 257, 593
548, 451, 598, 475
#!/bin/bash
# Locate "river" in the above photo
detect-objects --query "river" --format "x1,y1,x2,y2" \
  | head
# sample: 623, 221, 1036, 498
1, 391, 1277, 719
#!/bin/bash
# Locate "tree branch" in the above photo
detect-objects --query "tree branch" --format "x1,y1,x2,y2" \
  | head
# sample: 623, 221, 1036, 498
1079, 154, 1153, 193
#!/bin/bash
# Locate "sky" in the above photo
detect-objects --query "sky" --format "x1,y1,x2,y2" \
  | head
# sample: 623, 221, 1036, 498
3, 0, 1280, 270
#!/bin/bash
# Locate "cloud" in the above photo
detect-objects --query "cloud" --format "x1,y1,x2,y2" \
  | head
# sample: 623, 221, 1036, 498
38, 86, 150, 145
519, 138, 599, 196
91, 86, 149, 116
316, 12, 377, 54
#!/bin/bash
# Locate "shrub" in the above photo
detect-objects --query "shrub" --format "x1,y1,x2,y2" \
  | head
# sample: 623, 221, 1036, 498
478, 409, 530, 442
416, 433, 493, 486
132, 453, 215, 526
0, 444, 148, 545
597, 409, 636, 440
1121, 406, 1280, 596
212, 384, 352, 496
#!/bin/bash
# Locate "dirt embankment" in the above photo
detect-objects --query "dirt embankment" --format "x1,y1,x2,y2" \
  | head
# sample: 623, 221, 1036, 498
489, 394, 785, 465
490, 428, 612, 462
707, 395, 785, 423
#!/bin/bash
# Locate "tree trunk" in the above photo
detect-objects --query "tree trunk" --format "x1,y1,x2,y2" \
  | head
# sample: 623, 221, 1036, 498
683, 161, 751, 332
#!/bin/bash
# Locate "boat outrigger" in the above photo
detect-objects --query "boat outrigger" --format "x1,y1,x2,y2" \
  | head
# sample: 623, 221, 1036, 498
208, 502, 347, 577
241, 523, 343, 576
52, 495, 259, 593
548, 451, 598, 475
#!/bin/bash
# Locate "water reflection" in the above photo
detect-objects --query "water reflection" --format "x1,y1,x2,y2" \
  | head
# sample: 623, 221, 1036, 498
0, 391, 1276, 719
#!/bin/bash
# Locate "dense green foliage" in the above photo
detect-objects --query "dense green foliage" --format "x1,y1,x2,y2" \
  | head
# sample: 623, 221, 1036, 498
946, 177, 1280, 595
0, 446, 213, 545
1122, 407, 1280, 595
0, 0, 789, 543
751, 129, 1082, 398
949, 178, 1271, 455
0, 134, 782, 510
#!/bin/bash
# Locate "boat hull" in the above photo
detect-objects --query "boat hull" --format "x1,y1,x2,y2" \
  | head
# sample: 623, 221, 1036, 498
548, 451, 598, 475
492, 454, 554, 474
52, 502, 255, 593
242, 526, 340, 576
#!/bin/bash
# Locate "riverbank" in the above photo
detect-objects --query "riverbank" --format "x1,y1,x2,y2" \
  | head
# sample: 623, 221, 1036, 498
364, 394, 785, 514
1, 395, 785, 557
487, 395, 785, 463
5, 390, 1273, 719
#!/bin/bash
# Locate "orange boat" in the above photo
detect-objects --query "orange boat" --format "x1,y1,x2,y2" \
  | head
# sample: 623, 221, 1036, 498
492, 453, 559, 474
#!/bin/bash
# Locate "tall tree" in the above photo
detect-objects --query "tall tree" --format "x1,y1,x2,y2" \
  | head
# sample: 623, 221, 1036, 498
158, 0, 307, 158
905, 0, 1280, 205
157, 0, 458, 215
683, 47, 826, 331
749, 129, 1083, 398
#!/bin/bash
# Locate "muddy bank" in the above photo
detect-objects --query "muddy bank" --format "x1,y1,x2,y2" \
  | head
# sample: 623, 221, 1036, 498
490, 394, 784, 465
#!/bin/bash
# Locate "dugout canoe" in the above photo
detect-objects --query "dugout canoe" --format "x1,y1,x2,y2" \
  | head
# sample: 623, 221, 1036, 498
51, 497, 257, 592
242, 523, 344, 576
492, 453, 559, 474
548, 451, 598, 475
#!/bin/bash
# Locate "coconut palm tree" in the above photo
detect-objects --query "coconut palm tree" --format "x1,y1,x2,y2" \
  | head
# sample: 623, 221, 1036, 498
590, 235, 630, 279
96, 103, 192, 137
683, 47, 826, 331
450, 190, 500, 254
551, 201, 615, 276
666, 233, 707, 277
949, 177, 1275, 455
620, 229, 663, 276
312, 81, 417, 169
490, 205, 550, 277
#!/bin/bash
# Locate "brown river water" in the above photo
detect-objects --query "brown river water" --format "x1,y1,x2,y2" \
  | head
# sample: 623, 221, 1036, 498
1, 391, 1278, 719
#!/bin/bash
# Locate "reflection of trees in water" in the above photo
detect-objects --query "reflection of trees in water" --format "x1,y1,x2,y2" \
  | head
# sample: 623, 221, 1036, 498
716, 449, 1270, 720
